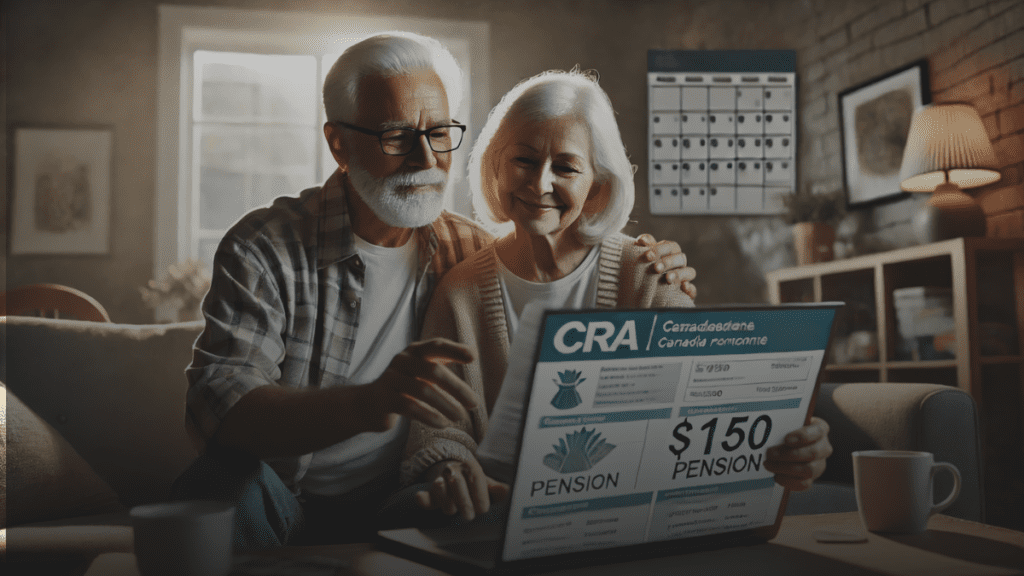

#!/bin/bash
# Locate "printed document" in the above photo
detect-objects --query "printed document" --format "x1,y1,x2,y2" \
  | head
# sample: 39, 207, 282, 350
477, 303, 837, 561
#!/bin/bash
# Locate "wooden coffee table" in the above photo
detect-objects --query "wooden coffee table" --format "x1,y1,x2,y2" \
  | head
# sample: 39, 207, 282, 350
86, 512, 1024, 576
769, 512, 1024, 576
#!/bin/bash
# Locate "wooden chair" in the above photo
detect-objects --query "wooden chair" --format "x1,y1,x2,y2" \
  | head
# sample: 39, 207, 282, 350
0, 283, 112, 322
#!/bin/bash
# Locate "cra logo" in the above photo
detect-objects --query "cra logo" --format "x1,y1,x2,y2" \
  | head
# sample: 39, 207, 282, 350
553, 320, 638, 354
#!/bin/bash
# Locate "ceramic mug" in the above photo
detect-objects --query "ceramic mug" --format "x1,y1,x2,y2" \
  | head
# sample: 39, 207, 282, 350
130, 500, 235, 576
852, 450, 961, 533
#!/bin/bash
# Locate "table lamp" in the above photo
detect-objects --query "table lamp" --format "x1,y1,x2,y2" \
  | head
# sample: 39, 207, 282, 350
899, 102, 1001, 243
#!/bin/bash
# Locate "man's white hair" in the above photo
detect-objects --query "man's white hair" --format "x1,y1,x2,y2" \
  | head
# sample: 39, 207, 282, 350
323, 31, 464, 122
469, 69, 636, 244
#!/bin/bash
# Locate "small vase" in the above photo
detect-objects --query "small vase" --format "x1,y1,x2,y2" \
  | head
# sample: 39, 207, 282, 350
792, 222, 835, 265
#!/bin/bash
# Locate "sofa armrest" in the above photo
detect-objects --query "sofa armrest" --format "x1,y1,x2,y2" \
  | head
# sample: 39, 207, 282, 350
1, 317, 204, 508
3, 525, 133, 569
787, 382, 984, 522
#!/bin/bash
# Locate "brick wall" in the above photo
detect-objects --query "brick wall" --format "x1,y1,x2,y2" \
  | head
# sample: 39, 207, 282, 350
798, 0, 1024, 245
792, 0, 1023, 531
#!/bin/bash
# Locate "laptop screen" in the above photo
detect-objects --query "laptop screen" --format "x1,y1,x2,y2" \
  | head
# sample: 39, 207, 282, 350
488, 304, 840, 563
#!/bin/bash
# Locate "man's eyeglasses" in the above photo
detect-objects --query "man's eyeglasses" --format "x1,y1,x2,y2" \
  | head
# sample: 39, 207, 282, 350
333, 121, 466, 156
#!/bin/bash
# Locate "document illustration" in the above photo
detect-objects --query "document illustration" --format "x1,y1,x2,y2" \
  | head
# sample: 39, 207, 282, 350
478, 304, 838, 562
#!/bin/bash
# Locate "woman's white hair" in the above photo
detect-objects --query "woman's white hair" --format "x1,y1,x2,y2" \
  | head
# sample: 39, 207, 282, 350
469, 69, 636, 244
323, 31, 463, 122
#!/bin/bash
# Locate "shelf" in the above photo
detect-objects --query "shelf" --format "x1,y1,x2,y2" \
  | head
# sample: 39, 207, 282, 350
826, 362, 881, 371
768, 238, 1024, 393
825, 360, 960, 371
980, 355, 1024, 365
887, 360, 958, 369
768, 238, 1024, 532
766, 238, 1024, 283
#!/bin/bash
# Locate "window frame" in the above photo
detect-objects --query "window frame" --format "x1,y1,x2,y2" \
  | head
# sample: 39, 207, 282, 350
156, 5, 489, 319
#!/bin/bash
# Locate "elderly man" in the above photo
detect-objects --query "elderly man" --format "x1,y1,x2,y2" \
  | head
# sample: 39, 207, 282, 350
173, 32, 701, 549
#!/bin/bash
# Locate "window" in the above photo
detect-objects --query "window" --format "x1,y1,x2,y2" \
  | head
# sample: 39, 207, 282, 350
191, 50, 324, 267
156, 6, 490, 311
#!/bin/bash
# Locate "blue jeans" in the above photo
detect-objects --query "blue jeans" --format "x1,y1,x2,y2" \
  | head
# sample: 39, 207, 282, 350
171, 447, 468, 549
170, 447, 304, 550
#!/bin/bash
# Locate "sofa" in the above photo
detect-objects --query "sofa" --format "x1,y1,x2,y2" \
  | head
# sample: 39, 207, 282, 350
2, 316, 204, 574
0, 315, 985, 575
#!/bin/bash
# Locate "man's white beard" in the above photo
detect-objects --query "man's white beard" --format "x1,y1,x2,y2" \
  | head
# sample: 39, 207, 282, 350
348, 161, 448, 228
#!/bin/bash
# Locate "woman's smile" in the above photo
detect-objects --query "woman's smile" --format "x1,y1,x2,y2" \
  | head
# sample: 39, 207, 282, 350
513, 194, 563, 212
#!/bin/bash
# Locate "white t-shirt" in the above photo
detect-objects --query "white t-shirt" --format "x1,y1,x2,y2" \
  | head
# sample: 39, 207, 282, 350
300, 233, 419, 496
498, 245, 601, 341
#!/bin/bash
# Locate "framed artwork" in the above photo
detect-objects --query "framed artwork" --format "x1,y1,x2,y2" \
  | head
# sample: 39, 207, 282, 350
9, 126, 113, 255
838, 59, 930, 208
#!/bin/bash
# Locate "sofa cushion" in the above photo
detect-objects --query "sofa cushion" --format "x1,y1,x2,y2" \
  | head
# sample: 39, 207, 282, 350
2, 383, 123, 527
0, 317, 205, 509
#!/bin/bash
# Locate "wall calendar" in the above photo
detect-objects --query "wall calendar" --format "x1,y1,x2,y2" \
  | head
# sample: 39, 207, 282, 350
648, 50, 797, 215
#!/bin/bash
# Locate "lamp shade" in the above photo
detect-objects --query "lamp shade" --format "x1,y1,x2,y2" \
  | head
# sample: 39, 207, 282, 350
899, 103, 1000, 192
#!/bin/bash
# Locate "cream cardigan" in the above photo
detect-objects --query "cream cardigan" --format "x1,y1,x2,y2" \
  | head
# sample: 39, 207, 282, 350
401, 233, 695, 484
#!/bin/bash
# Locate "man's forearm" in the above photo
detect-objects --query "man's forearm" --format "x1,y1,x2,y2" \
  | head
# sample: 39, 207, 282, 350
214, 384, 379, 459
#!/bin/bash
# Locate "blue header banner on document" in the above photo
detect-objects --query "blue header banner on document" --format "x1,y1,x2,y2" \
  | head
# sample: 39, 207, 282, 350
538, 308, 836, 363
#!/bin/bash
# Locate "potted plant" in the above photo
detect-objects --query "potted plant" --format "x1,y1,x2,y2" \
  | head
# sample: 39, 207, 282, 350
782, 188, 845, 265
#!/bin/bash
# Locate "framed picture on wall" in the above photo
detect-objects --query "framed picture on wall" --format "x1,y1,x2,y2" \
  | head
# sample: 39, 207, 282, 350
9, 126, 113, 255
838, 59, 930, 208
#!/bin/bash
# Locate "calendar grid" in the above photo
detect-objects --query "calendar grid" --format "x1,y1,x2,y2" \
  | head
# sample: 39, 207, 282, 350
648, 51, 797, 216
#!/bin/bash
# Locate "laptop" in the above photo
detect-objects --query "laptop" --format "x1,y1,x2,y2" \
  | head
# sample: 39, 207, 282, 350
379, 302, 843, 574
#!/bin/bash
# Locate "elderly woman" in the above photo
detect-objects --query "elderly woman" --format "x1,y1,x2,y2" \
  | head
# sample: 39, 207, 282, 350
400, 70, 831, 522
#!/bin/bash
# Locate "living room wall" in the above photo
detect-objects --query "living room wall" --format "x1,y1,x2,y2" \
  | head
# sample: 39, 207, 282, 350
632, 0, 1023, 305
3, 0, 1022, 323
795, 0, 1024, 249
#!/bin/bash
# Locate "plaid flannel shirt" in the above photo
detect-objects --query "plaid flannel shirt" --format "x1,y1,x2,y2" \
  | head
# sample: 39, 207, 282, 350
185, 170, 493, 488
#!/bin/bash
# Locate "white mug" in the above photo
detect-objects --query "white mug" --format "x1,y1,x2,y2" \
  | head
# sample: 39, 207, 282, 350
852, 450, 961, 534
130, 500, 235, 576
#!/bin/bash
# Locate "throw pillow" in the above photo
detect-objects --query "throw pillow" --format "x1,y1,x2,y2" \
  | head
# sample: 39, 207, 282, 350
2, 382, 123, 527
